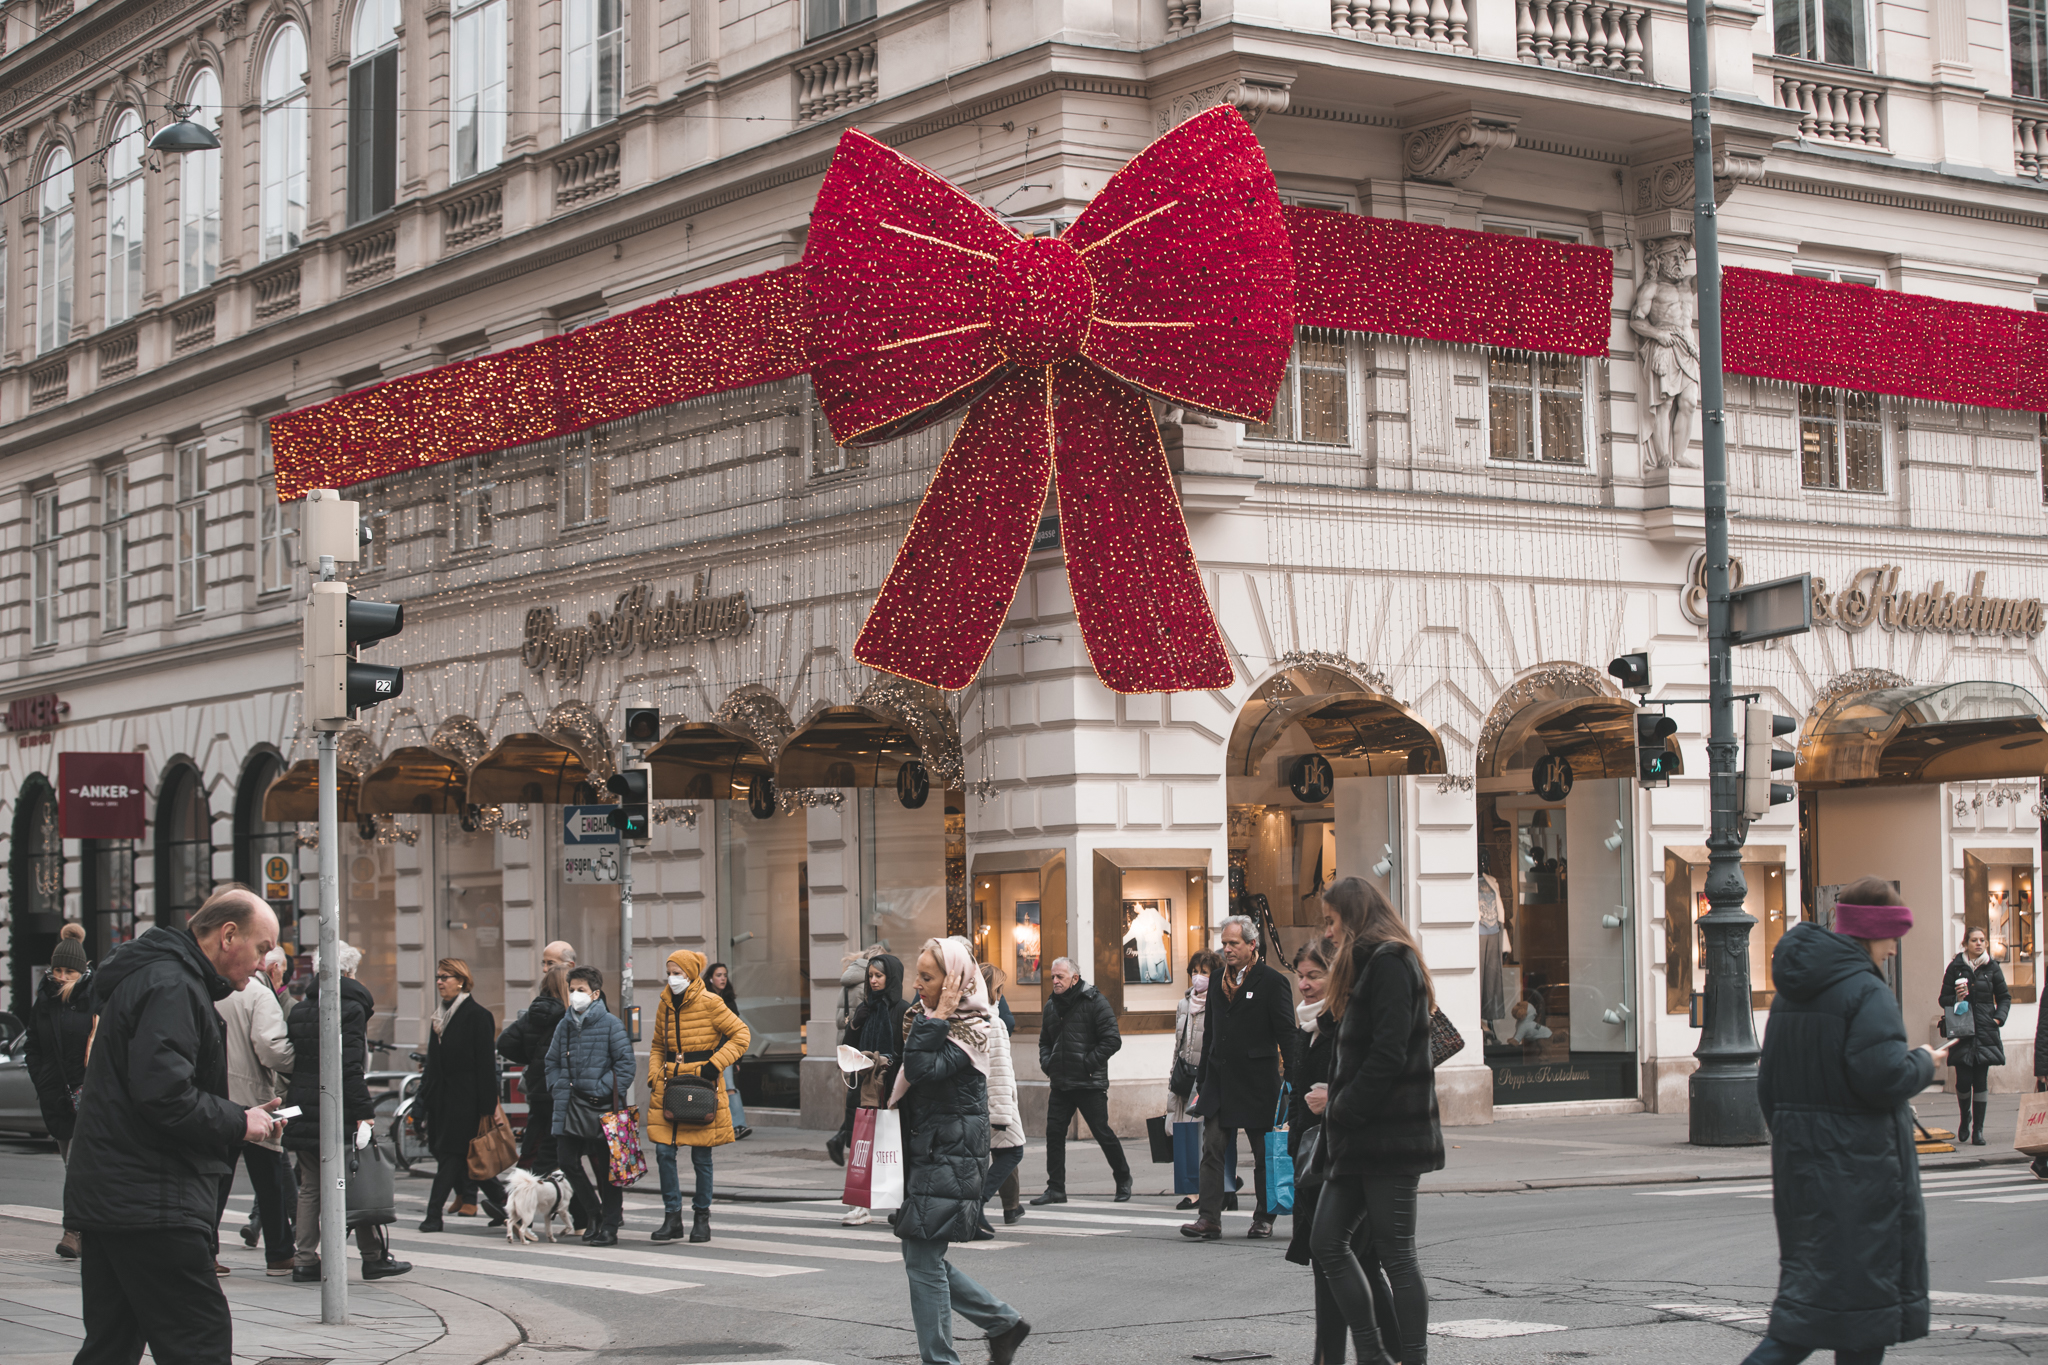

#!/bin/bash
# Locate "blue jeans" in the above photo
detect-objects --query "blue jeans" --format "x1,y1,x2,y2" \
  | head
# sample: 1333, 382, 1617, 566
725, 1067, 747, 1127
900, 1235, 1020, 1365
654, 1142, 713, 1213
1740, 1340, 1884, 1365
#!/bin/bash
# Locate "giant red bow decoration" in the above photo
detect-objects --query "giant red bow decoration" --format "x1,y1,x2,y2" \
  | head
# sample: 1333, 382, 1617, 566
807, 106, 1295, 693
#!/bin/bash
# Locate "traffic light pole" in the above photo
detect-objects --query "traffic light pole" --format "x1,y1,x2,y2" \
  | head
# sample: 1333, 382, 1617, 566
1687, 0, 1768, 1146
314, 554, 349, 1322
619, 833, 634, 1091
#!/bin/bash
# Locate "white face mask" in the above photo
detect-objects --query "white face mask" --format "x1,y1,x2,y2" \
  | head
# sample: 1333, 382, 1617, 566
1191, 974, 1209, 995
568, 990, 592, 1012
668, 973, 688, 993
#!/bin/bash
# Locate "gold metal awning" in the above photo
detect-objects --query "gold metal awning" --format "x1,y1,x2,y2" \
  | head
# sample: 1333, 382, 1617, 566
1798, 681, 2048, 788
262, 760, 359, 823
467, 733, 599, 805
646, 722, 774, 801
1485, 696, 1651, 781
359, 747, 469, 814
777, 705, 925, 789
1239, 692, 1446, 777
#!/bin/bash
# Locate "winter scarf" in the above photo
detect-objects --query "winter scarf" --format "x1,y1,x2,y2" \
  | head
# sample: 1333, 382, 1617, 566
432, 992, 469, 1037
889, 937, 991, 1108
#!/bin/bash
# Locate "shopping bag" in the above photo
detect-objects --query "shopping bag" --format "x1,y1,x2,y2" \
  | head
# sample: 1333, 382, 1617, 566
868, 1108, 905, 1212
1145, 1114, 1174, 1164
1265, 1085, 1294, 1214
601, 1105, 648, 1187
1943, 1001, 1976, 1039
843, 1107, 879, 1206
2016, 1088, 2048, 1156
469, 1104, 519, 1178
1172, 1118, 1203, 1195
345, 1138, 397, 1229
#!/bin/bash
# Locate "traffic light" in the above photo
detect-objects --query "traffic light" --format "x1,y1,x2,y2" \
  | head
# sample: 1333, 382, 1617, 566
1743, 705, 1799, 820
1635, 711, 1680, 786
606, 765, 650, 840
305, 581, 404, 729
1607, 652, 1652, 694
623, 707, 662, 747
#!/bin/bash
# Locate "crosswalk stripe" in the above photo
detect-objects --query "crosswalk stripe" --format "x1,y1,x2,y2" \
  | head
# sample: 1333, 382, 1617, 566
393, 1249, 697, 1294
1997, 1277, 2048, 1286
383, 1231, 817, 1277
1931, 1290, 2048, 1309
0, 1204, 61, 1225
1962, 1191, 2048, 1204
784, 1198, 1189, 1228
1639, 1183, 1774, 1197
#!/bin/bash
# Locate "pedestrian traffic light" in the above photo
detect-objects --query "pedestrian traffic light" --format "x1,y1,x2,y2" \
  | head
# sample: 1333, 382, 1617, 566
1635, 711, 1680, 787
623, 707, 662, 747
1743, 705, 1799, 820
304, 581, 404, 730
1608, 652, 1652, 694
606, 765, 650, 840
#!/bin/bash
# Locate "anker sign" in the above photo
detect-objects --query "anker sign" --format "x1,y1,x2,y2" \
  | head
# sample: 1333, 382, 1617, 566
59, 752, 145, 840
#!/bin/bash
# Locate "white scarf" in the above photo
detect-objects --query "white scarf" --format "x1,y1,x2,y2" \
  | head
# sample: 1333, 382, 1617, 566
1296, 998, 1326, 1035
1964, 949, 1991, 970
432, 992, 469, 1036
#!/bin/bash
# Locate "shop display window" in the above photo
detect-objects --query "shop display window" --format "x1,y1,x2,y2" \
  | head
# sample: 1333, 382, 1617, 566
717, 799, 810, 1054
435, 820, 505, 1034
970, 870, 1046, 982
1228, 776, 1401, 971
1663, 846, 1789, 1012
342, 827, 400, 1049
860, 790, 950, 958
1963, 849, 2037, 1003
1092, 852, 1208, 1022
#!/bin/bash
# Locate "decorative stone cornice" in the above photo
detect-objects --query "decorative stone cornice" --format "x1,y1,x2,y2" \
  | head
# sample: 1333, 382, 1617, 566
1402, 111, 1519, 185
1631, 147, 1769, 218
1155, 77, 1292, 133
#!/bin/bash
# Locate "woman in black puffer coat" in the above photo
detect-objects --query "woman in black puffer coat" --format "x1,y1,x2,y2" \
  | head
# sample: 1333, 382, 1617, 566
890, 937, 1029, 1365
26, 926, 94, 1156
1937, 926, 2011, 1146
1312, 878, 1443, 1365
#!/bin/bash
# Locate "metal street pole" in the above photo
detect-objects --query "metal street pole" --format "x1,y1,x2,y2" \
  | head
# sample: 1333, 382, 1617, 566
314, 554, 350, 1321
1686, 0, 1768, 1146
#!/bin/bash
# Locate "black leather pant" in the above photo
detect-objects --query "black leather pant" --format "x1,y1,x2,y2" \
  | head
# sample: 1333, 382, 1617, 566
1310, 1173, 1428, 1364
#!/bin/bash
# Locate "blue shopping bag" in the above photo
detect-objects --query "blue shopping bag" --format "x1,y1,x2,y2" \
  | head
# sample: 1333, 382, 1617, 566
1265, 1084, 1295, 1214
1172, 1118, 1203, 1195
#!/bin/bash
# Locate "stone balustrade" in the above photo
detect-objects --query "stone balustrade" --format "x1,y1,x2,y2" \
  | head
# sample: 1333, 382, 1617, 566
29, 357, 68, 409
555, 140, 620, 209
97, 329, 138, 385
171, 298, 216, 355
796, 40, 879, 121
444, 181, 504, 251
1330, 0, 1471, 52
2016, 109, 2048, 178
1771, 65, 1886, 149
1516, 0, 1647, 78
253, 263, 302, 323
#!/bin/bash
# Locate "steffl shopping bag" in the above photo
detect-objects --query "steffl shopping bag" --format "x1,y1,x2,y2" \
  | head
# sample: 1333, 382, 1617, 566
868, 1109, 905, 1211
843, 1106, 879, 1207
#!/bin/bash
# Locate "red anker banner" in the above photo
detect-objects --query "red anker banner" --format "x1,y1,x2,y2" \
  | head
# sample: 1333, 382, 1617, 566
59, 752, 146, 840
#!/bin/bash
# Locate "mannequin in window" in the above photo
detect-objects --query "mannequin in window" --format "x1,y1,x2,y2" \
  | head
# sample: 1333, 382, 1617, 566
1123, 903, 1171, 984
1476, 854, 1508, 1026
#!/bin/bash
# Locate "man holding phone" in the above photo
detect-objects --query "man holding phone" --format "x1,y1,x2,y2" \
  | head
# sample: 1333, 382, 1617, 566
64, 886, 291, 1365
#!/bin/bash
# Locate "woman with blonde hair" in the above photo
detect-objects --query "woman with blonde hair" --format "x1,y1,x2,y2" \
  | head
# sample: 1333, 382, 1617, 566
1310, 876, 1442, 1365
891, 938, 1030, 1365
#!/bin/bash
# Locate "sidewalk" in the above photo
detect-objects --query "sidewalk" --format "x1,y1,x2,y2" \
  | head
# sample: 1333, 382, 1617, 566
0, 1199, 520, 1365
706, 1090, 2043, 1202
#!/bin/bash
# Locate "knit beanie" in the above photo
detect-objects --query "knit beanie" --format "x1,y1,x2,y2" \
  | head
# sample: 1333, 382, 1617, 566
1832, 875, 1914, 940
50, 923, 88, 973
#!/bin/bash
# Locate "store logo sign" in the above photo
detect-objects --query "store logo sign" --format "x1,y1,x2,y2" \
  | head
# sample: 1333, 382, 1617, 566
59, 752, 145, 840
1813, 567, 2044, 639
523, 576, 752, 683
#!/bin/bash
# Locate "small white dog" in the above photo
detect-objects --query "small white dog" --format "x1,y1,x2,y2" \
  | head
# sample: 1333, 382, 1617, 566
503, 1167, 573, 1244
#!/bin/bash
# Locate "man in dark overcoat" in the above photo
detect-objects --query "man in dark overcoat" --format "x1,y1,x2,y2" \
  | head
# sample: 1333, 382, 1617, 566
1182, 915, 1298, 1241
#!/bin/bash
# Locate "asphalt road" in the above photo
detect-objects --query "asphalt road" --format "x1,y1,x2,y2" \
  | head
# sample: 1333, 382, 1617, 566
1, 1134, 2042, 1364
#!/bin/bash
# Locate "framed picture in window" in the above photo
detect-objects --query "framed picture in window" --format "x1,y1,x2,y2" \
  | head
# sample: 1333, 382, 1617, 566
1122, 899, 1173, 984
1013, 900, 1041, 984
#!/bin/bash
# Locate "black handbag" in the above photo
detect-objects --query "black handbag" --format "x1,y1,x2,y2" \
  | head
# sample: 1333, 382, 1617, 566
344, 1137, 397, 1229
1169, 1055, 1198, 1099
1294, 1122, 1326, 1193
659, 999, 722, 1126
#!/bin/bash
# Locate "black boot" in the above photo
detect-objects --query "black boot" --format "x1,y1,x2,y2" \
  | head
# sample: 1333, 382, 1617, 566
825, 1133, 846, 1166
1350, 1329, 1397, 1365
1958, 1093, 1974, 1144
1114, 1175, 1133, 1202
689, 1210, 711, 1244
650, 1211, 685, 1243
1972, 1099, 1990, 1145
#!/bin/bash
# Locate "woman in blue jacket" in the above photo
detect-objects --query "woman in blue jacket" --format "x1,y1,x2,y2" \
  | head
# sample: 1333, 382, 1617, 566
544, 965, 635, 1247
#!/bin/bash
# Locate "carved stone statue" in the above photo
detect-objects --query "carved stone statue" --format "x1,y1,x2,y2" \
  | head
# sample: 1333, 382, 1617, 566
1631, 236, 1700, 470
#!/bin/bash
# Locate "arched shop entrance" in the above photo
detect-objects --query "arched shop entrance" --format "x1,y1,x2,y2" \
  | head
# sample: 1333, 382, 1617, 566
649, 688, 798, 1106
1798, 676, 2048, 1022
8, 773, 63, 1013
234, 749, 295, 943
1227, 657, 1444, 973
1474, 665, 1643, 1105
155, 762, 213, 932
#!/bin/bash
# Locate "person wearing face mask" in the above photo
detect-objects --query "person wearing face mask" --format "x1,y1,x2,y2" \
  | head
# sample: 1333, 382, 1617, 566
646, 949, 751, 1244
1166, 950, 1225, 1211
829, 953, 908, 1170
545, 966, 636, 1245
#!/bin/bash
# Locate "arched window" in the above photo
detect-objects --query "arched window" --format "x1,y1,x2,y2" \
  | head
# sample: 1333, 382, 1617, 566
155, 763, 213, 929
562, 0, 621, 138
233, 750, 295, 902
348, 0, 399, 223
452, 0, 506, 182
36, 149, 74, 355
180, 70, 222, 296
261, 26, 309, 260
8, 773, 64, 1011
105, 111, 146, 326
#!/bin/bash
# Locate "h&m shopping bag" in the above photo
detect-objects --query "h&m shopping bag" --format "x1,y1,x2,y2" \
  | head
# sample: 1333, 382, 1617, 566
1264, 1085, 1295, 1214
2016, 1088, 2048, 1156
843, 1107, 906, 1210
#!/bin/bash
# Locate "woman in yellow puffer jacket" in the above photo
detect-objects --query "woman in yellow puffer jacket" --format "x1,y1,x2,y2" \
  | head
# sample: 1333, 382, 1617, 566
647, 948, 750, 1244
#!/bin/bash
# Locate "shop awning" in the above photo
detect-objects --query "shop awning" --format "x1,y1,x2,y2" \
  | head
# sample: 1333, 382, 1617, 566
1798, 681, 2048, 788
468, 733, 599, 805
646, 722, 774, 800
359, 747, 470, 814
1485, 696, 1651, 781
777, 705, 924, 789
1235, 691, 1445, 777
262, 760, 359, 824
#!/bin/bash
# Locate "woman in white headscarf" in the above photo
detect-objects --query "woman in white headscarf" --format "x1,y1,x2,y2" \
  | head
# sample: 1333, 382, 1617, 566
890, 937, 1031, 1365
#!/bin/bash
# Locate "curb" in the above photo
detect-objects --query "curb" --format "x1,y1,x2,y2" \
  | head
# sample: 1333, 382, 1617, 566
381, 1280, 525, 1365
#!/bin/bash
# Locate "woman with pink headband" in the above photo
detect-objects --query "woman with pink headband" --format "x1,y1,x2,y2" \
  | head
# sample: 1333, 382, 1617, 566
1746, 876, 1954, 1365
